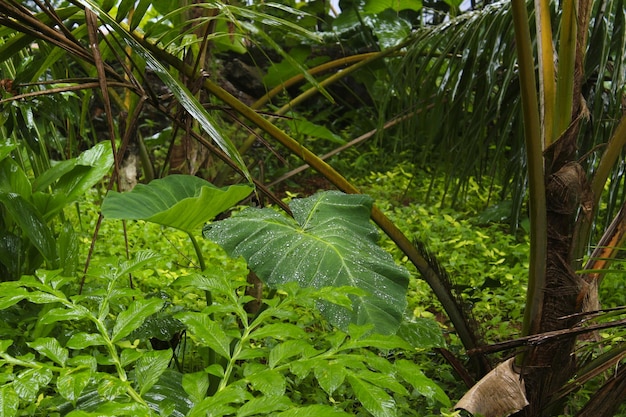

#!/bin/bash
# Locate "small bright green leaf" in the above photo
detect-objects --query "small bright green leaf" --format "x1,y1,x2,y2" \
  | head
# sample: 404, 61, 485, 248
0, 193, 57, 263
395, 359, 450, 407
111, 298, 164, 343
175, 312, 232, 359
26, 291, 66, 304
67, 332, 107, 349
314, 362, 347, 395
28, 337, 69, 366
0, 340, 13, 352
204, 191, 409, 334
182, 371, 210, 404
347, 373, 396, 417
136, 349, 173, 395
0, 386, 18, 417
102, 175, 252, 233
236, 395, 292, 417
57, 368, 93, 402
276, 405, 352, 417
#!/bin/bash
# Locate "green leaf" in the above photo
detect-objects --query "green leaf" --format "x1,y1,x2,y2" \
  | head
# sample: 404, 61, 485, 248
14, 368, 53, 401
111, 298, 164, 343
175, 312, 232, 359
246, 369, 286, 397
346, 373, 396, 417
285, 117, 346, 145
397, 318, 446, 349
204, 191, 410, 334
182, 371, 210, 405
395, 359, 450, 407
188, 385, 251, 417
135, 349, 173, 395
34, 142, 113, 202
57, 368, 93, 402
268, 339, 316, 368
0, 386, 18, 417
0, 193, 57, 263
236, 395, 292, 417
67, 333, 107, 349
74, 0, 253, 182
250, 323, 307, 341
102, 175, 252, 233
27, 337, 69, 366
364, 0, 422, 13
314, 362, 346, 395
38, 305, 90, 325
276, 405, 352, 417
0, 287, 29, 310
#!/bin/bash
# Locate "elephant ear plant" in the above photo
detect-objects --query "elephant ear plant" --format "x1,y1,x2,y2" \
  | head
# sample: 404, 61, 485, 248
204, 190, 410, 335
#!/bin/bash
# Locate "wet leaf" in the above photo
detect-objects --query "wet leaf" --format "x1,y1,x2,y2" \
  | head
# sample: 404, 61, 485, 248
102, 175, 252, 234
136, 349, 173, 395
28, 337, 69, 366
111, 298, 164, 343
204, 191, 410, 334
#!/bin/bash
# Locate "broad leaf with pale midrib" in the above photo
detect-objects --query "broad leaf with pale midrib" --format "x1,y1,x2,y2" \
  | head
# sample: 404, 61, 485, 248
204, 191, 409, 334
101, 175, 252, 234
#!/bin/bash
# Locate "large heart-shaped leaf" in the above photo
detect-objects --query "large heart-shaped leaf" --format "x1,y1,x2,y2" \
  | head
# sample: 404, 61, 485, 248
101, 175, 252, 234
203, 191, 409, 334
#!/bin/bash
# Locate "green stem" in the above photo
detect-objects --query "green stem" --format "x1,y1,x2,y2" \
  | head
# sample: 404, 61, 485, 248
511, 0, 547, 344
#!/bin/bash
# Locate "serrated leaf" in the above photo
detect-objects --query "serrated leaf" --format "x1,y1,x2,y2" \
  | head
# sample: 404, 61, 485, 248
175, 312, 232, 359
0, 386, 18, 417
345, 333, 412, 351
236, 395, 292, 417
28, 337, 69, 366
67, 332, 106, 349
314, 362, 347, 395
111, 298, 164, 343
395, 359, 450, 407
136, 349, 173, 395
347, 373, 396, 417
250, 323, 307, 341
204, 191, 409, 334
246, 369, 286, 397
25, 290, 65, 304
268, 339, 316, 368
102, 175, 252, 233
276, 405, 352, 417
57, 368, 93, 402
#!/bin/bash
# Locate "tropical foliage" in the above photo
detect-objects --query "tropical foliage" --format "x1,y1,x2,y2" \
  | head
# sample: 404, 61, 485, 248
1, 0, 626, 416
